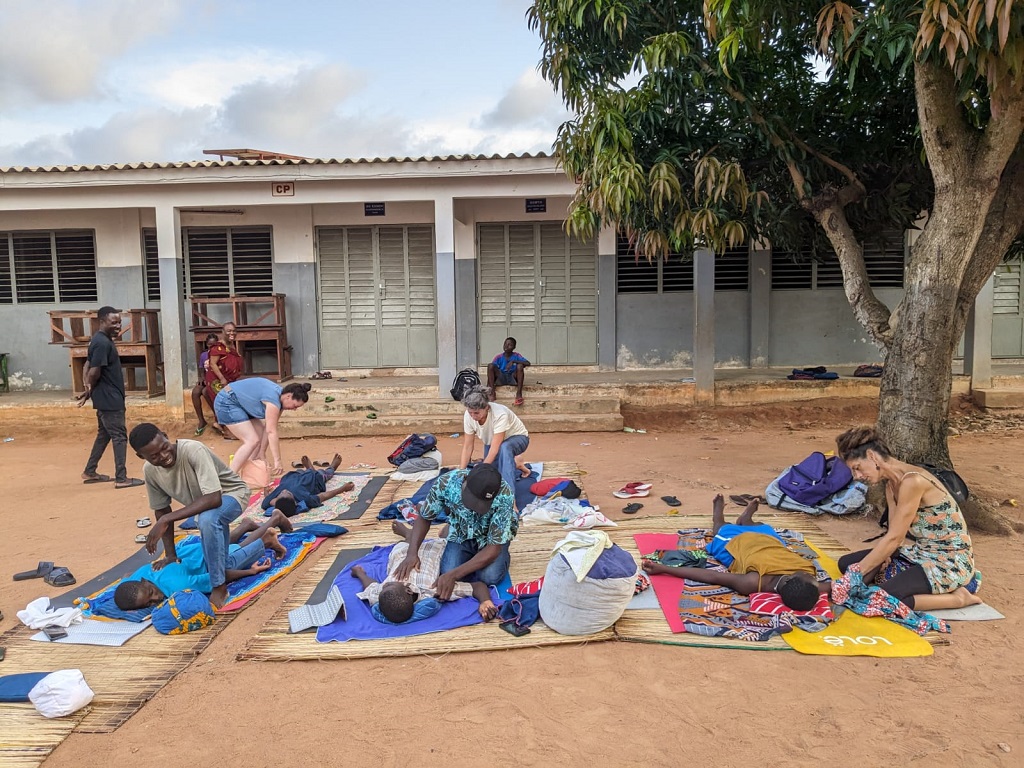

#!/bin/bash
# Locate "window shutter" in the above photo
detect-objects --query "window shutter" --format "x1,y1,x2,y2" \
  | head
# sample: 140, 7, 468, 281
406, 225, 436, 328
615, 233, 659, 293
229, 228, 273, 295
714, 245, 749, 290
143, 229, 160, 302
186, 229, 230, 297
55, 231, 98, 302
994, 261, 1021, 315
864, 230, 905, 288
771, 248, 813, 289
12, 233, 55, 303
0, 235, 12, 304
661, 255, 694, 292
478, 224, 510, 325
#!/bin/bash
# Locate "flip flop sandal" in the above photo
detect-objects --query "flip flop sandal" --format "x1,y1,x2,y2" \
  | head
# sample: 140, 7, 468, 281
193, 425, 207, 436
622, 502, 644, 514
291, 461, 305, 469
514, 397, 525, 406
134, 533, 148, 544
136, 517, 151, 528
82, 474, 112, 484
13, 561, 54, 581
324, 396, 336, 403
729, 494, 754, 506
612, 487, 650, 499
313, 460, 331, 467
115, 478, 145, 489
624, 482, 653, 491
661, 495, 681, 507
366, 412, 377, 419
44, 567, 76, 588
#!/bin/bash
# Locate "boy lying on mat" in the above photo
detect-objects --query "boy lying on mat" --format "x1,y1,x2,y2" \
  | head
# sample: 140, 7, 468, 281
262, 453, 355, 517
112, 511, 293, 611
642, 494, 827, 611
350, 521, 498, 624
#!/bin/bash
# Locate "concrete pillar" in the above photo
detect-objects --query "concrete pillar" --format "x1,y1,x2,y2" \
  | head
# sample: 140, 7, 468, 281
749, 245, 771, 367
155, 205, 187, 409
964, 274, 995, 389
693, 248, 715, 404
434, 196, 457, 397
271, 206, 319, 376
597, 226, 617, 370
453, 209, 477, 371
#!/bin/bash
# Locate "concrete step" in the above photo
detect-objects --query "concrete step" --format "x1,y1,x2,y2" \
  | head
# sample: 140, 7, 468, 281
279, 411, 624, 438
972, 388, 1024, 409
303, 396, 621, 417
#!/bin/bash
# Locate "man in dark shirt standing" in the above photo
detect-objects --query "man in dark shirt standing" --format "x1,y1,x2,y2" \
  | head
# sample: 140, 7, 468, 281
78, 306, 142, 488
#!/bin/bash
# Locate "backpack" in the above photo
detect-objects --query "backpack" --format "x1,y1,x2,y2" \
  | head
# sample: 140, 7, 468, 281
449, 367, 481, 401
776, 452, 853, 507
387, 434, 438, 467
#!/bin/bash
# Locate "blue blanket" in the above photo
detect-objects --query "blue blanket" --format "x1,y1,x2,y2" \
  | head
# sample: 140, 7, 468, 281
79, 531, 316, 621
316, 543, 502, 643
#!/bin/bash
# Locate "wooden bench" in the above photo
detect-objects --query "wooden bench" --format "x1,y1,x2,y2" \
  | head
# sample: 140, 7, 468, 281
188, 295, 293, 381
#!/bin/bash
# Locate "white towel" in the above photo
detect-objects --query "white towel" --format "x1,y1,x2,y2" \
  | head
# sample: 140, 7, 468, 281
551, 531, 613, 582
17, 597, 83, 630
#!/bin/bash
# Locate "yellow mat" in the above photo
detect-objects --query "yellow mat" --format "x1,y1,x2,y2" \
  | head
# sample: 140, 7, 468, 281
784, 609, 936, 657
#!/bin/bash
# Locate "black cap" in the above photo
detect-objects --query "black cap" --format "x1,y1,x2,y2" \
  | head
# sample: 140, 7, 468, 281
462, 464, 502, 514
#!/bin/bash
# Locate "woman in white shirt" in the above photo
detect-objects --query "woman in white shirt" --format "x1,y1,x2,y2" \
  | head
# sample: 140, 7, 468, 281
459, 386, 530, 496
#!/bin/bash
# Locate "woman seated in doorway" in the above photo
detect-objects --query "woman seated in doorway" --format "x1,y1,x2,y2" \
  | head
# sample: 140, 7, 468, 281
204, 323, 244, 436
835, 426, 980, 611
458, 385, 530, 497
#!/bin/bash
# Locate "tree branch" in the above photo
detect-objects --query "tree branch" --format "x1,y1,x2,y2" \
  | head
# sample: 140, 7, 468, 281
784, 129, 867, 197
914, 61, 979, 188
953, 142, 1024, 326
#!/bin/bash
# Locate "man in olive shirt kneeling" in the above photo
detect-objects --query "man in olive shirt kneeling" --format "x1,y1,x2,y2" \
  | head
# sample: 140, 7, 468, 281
129, 422, 252, 608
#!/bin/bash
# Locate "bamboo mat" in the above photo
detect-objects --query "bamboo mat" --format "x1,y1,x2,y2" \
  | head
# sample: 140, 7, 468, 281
0, 706, 85, 768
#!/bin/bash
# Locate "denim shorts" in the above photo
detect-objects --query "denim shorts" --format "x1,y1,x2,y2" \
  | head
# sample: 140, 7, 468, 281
213, 390, 250, 426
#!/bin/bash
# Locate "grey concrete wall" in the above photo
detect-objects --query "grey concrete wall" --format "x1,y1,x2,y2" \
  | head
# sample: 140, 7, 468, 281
454, 258, 478, 369
615, 292, 751, 368
274, 261, 319, 376
98, 266, 146, 311
436, 251, 457, 397
767, 288, 902, 365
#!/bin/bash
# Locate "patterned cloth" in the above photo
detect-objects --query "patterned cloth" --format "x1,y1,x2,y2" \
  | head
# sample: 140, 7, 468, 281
356, 539, 474, 605
898, 474, 975, 592
420, 469, 518, 547
831, 563, 950, 635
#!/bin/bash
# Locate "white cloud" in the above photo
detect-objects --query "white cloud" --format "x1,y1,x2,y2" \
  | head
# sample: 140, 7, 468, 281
478, 68, 570, 130
0, 0, 188, 107
145, 51, 318, 109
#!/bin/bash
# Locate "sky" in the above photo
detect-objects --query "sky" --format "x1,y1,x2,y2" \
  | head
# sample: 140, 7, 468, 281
0, 0, 573, 167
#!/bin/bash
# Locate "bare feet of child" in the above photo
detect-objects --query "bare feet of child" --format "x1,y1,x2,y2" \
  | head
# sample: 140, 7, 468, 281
267, 509, 294, 533
329, 453, 343, 471
300, 455, 314, 470
261, 528, 287, 560
478, 599, 498, 621
392, 520, 412, 540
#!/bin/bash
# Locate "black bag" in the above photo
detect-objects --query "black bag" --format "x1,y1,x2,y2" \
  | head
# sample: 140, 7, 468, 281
868, 464, 970, 541
449, 368, 481, 401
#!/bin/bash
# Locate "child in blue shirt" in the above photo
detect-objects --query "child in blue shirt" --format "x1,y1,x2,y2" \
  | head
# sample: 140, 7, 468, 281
112, 511, 292, 610
487, 337, 530, 405
262, 453, 354, 517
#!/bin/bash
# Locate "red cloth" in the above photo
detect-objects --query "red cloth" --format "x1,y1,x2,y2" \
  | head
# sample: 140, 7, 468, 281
206, 343, 243, 385
509, 578, 544, 597
748, 591, 834, 620
530, 477, 569, 496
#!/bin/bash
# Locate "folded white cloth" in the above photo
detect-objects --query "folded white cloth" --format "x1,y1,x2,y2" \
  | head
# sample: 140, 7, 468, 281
551, 530, 613, 582
17, 597, 84, 630
391, 469, 440, 483
29, 669, 94, 718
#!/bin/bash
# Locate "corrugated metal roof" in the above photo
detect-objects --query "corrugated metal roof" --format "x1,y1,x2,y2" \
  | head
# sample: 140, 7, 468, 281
0, 152, 553, 174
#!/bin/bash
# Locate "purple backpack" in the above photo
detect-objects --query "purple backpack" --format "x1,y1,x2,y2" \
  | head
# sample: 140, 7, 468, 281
778, 452, 853, 507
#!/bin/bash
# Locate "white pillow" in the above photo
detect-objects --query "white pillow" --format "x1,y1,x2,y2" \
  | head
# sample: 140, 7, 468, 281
28, 669, 94, 718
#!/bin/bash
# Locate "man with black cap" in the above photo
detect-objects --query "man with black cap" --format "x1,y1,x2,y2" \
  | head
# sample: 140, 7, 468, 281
394, 463, 517, 599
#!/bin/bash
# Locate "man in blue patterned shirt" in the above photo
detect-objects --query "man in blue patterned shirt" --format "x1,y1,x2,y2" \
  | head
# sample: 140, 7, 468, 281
395, 464, 517, 599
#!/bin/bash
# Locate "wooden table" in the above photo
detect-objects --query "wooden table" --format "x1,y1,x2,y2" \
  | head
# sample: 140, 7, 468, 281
48, 309, 164, 397
188, 295, 293, 381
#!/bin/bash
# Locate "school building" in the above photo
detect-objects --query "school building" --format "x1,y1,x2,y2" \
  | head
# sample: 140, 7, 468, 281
0, 152, 1020, 406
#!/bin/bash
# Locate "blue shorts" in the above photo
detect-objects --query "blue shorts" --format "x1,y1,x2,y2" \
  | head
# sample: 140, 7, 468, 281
706, 524, 785, 568
213, 390, 251, 426
493, 369, 517, 386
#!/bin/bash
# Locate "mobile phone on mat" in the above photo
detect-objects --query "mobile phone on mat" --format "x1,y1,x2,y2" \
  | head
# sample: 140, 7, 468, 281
42, 625, 68, 641
500, 621, 531, 637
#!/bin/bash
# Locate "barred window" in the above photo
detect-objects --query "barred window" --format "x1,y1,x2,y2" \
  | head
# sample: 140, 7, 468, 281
0, 230, 97, 304
143, 229, 160, 302
772, 233, 905, 290
184, 227, 274, 297
714, 245, 749, 290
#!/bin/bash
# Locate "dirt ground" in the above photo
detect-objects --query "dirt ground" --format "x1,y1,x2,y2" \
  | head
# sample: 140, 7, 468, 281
1, 404, 1022, 768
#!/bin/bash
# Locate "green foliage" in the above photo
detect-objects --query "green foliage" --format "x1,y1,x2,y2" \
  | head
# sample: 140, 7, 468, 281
528, 0, 1021, 260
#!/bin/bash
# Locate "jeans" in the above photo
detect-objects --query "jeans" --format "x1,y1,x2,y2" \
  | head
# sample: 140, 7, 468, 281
440, 538, 511, 585
84, 409, 128, 483
196, 496, 243, 588
484, 434, 529, 495
225, 538, 267, 572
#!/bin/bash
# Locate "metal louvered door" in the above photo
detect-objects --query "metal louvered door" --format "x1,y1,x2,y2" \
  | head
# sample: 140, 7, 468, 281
992, 257, 1023, 357
477, 222, 597, 365
316, 226, 437, 368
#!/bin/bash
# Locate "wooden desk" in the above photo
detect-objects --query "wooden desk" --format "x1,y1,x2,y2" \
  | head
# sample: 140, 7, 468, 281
188, 295, 292, 381
48, 309, 164, 397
